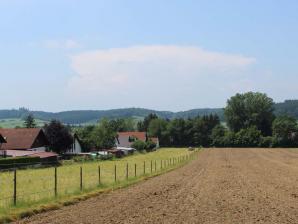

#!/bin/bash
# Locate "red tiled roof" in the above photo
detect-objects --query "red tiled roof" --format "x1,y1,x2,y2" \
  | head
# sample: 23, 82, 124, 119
117, 132, 147, 141
0, 128, 47, 150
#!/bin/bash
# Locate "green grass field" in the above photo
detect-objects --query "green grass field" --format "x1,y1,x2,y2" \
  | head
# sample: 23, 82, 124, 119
0, 148, 196, 220
0, 119, 47, 128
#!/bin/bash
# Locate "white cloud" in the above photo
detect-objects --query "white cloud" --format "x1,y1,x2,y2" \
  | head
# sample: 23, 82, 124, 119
66, 45, 256, 110
44, 39, 81, 49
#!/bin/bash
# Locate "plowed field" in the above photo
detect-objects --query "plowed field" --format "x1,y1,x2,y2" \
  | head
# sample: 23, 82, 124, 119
17, 149, 298, 224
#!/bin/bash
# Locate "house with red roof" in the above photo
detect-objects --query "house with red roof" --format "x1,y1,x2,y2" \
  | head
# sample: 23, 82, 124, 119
0, 128, 49, 151
116, 132, 159, 148
0, 128, 58, 162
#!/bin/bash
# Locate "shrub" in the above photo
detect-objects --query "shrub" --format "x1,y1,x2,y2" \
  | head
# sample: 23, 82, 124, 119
258, 136, 278, 148
98, 154, 113, 160
222, 131, 237, 147
234, 126, 262, 147
146, 140, 157, 151
131, 140, 147, 151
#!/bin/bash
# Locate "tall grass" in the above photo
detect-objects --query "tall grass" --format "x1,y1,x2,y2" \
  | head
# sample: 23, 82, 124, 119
0, 148, 194, 218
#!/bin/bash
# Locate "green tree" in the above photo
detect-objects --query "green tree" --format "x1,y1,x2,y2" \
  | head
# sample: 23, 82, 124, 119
234, 126, 262, 147
167, 118, 187, 146
89, 119, 116, 149
137, 113, 158, 131
211, 124, 227, 147
109, 118, 136, 132
191, 115, 220, 147
75, 125, 95, 151
272, 115, 298, 146
224, 92, 275, 136
44, 120, 73, 154
131, 140, 147, 151
24, 114, 36, 128
148, 118, 169, 145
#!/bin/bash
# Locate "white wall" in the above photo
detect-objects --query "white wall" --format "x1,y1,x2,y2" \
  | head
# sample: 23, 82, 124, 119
30, 147, 47, 152
66, 138, 82, 154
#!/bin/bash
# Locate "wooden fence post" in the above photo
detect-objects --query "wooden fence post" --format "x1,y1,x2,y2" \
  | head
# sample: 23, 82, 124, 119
114, 164, 117, 182
161, 160, 162, 170
151, 160, 153, 173
155, 160, 157, 172
126, 163, 129, 180
54, 167, 57, 197
80, 167, 83, 191
98, 165, 101, 185
135, 163, 137, 177
143, 161, 145, 175
13, 169, 17, 206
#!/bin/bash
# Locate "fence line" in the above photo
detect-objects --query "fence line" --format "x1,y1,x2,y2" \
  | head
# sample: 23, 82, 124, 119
0, 152, 196, 208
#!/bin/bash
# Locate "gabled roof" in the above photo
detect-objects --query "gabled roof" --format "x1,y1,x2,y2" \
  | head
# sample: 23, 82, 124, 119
117, 132, 147, 141
0, 128, 48, 150
116, 132, 147, 148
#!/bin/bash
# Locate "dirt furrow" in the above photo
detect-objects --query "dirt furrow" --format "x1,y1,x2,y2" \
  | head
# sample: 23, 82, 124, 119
16, 149, 298, 224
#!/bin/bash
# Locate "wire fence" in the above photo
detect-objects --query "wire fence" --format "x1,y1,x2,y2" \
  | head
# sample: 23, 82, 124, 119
0, 152, 196, 209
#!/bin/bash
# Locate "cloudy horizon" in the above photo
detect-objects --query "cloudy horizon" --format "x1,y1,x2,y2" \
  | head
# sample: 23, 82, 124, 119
1, 1, 297, 112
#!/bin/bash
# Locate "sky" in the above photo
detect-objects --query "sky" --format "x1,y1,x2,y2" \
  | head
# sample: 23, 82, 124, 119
0, 0, 298, 112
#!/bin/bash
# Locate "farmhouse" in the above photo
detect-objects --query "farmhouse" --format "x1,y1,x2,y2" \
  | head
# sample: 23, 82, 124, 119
0, 128, 49, 151
116, 131, 160, 149
0, 128, 58, 162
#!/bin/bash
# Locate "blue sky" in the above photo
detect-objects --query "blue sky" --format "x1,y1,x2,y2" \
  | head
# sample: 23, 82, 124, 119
0, 0, 297, 112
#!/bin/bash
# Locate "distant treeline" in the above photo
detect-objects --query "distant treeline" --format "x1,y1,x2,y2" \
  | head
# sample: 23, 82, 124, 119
143, 93, 298, 148
0, 99, 298, 125
0, 107, 224, 124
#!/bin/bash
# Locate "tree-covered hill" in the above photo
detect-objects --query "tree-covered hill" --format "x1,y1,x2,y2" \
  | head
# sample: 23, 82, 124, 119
0, 107, 224, 124
0, 99, 297, 125
274, 100, 298, 118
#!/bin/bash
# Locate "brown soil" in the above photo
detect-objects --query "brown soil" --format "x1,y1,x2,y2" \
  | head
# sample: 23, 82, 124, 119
16, 149, 298, 224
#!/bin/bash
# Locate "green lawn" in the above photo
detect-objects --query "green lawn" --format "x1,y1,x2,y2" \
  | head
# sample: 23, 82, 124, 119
0, 148, 196, 221
0, 119, 47, 128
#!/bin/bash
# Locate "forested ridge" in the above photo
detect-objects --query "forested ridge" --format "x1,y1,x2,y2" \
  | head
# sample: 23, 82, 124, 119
0, 100, 297, 124
0, 107, 224, 124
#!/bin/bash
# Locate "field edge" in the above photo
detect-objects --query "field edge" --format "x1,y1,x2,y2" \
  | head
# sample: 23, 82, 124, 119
0, 151, 199, 223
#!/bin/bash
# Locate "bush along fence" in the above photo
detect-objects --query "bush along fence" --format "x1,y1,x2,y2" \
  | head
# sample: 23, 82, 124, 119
0, 151, 197, 209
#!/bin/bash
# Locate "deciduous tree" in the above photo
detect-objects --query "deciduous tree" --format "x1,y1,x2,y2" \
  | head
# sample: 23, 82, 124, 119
224, 92, 275, 136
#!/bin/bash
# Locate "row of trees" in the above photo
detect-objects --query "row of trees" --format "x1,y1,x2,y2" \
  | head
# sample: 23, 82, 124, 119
140, 92, 298, 148
23, 92, 298, 151
145, 114, 220, 147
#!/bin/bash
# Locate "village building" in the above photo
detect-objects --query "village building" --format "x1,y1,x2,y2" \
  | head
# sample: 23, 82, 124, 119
0, 128, 49, 151
116, 131, 160, 149
0, 128, 58, 162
